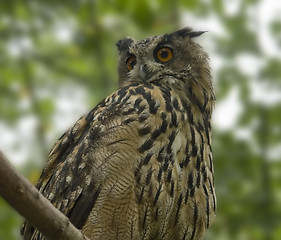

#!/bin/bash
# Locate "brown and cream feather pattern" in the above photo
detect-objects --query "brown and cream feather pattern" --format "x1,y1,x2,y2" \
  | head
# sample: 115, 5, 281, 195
22, 27, 216, 240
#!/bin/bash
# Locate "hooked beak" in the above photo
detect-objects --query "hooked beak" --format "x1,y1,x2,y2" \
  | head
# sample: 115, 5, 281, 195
139, 64, 146, 81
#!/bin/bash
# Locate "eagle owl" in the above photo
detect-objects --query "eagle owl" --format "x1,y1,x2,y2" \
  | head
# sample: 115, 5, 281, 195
22, 27, 216, 240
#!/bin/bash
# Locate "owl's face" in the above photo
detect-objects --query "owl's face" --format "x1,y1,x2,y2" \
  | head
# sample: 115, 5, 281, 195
116, 27, 211, 90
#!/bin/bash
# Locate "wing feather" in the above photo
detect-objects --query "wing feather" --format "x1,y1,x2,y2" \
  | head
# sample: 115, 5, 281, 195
21, 100, 109, 238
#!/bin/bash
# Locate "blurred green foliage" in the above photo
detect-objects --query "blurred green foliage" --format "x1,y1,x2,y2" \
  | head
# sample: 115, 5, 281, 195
0, 0, 281, 239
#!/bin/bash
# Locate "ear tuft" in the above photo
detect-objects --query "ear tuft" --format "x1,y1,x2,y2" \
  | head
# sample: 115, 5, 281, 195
188, 30, 207, 38
116, 37, 134, 53
174, 27, 207, 39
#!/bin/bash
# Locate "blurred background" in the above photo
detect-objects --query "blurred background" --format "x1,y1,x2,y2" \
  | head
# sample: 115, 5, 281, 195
0, 0, 281, 239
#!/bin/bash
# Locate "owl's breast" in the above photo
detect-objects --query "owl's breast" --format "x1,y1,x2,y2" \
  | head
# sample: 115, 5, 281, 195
124, 84, 215, 240
82, 83, 215, 240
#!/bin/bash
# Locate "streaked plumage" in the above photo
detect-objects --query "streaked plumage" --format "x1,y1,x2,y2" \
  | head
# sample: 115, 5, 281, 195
22, 27, 216, 240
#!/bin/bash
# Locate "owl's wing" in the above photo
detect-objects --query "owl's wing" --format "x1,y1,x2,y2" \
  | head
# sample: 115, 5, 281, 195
21, 114, 92, 238
21, 87, 131, 238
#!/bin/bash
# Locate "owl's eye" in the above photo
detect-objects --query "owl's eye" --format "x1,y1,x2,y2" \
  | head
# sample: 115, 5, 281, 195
155, 47, 173, 63
126, 56, 137, 71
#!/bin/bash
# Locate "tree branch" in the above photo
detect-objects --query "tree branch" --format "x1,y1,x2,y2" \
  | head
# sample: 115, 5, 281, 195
0, 151, 89, 240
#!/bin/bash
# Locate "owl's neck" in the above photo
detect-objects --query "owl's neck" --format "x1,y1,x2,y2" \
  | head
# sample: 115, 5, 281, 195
155, 74, 215, 122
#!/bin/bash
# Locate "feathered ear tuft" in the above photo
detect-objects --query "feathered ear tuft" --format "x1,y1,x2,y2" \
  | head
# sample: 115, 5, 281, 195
116, 37, 134, 53
188, 30, 207, 38
174, 27, 207, 39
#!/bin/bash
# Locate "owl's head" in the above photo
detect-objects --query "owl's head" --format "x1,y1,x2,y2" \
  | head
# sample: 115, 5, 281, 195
116, 27, 212, 92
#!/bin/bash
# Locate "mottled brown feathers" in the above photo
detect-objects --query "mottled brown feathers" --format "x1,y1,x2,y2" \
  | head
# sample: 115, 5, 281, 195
22, 27, 216, 240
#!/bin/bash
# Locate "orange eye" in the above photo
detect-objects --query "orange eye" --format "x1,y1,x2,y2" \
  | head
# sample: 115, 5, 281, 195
156, 47, 173, 62
126, 56, 137, 71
